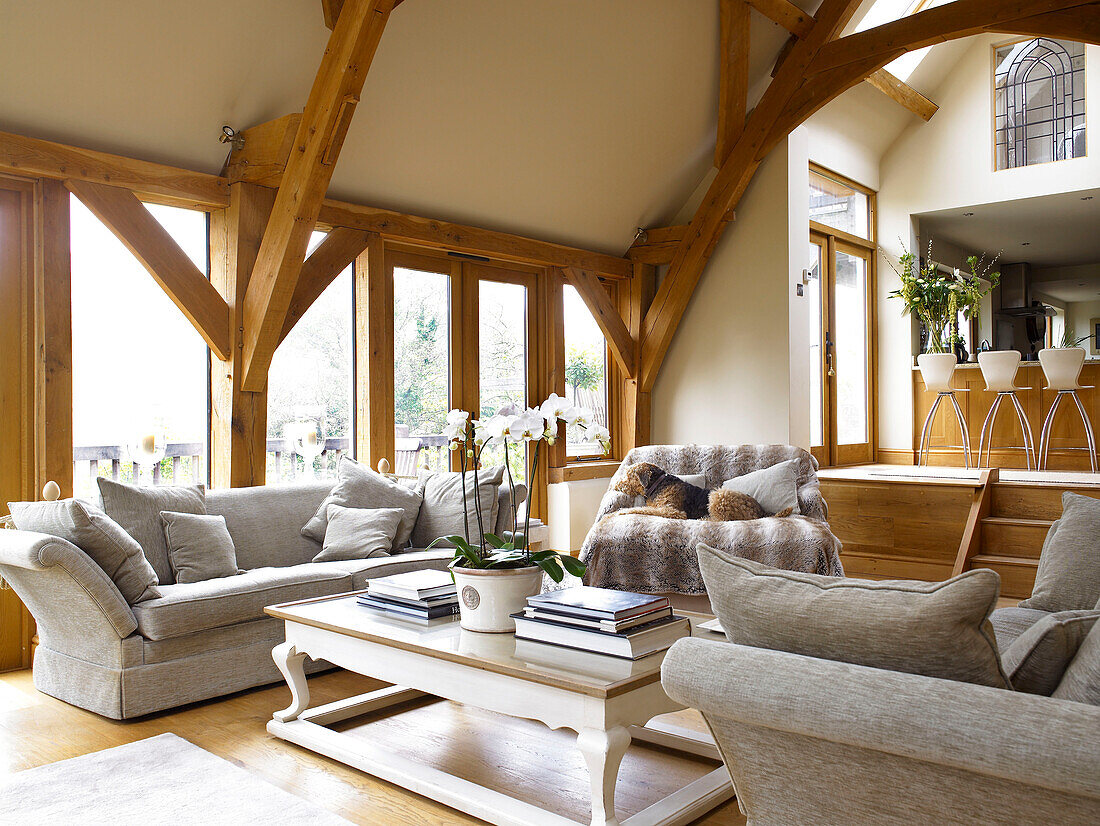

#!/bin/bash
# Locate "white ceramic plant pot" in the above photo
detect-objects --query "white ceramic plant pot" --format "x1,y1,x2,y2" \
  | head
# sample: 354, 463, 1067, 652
1039, 347, 1086, 391
452, 566, 543, 633
917, 352, 958, 393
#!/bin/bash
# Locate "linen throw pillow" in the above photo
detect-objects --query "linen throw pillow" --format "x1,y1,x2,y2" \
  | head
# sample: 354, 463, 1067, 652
160, 511, 240, 584
697, 545, 1010, 688
97, 479, 206, 585
301, 456, 422, 550
314, 505, 404, 563
1020, 492, 1100, 613
1053, 620, 1100, 706
1001, 609, 1100, 695
720, 459, 801, 515
409, 466, 505, 549
7, 498, 161, 603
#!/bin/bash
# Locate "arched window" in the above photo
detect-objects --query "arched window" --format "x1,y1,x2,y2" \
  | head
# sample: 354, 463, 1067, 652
995, 38, 1085, 170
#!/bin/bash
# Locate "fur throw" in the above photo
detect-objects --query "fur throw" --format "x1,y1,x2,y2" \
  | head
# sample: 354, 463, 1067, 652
613, 462, 790, 521
580, 444, 843, 594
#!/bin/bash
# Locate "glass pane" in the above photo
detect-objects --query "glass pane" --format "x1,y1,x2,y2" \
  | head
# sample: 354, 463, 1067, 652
478, 280, 528, 482
70, 196, 209, 498
807, 242, 825, 448
834, 249, 869, 445
563, 285, 609, 457
809, 169, 870, 239
394, 267, 451, 475
267, 232, 352, 483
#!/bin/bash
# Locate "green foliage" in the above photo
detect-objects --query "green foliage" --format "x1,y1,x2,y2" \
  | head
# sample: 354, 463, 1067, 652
1059, 326, 1090, 348
565, 345, 602, 394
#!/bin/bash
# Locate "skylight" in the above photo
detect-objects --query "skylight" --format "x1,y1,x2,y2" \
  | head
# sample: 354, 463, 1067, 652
854, 0, 954, 82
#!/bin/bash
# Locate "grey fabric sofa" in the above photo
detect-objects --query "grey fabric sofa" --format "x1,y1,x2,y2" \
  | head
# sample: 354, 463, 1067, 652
0, 480, 515, 719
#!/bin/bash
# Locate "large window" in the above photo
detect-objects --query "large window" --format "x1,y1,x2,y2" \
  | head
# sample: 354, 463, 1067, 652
563, 284, 609, 457
995, 38, 1086, 171
70, 196, 209, 498
479, 279, 529, 480
809, 168, 871, 238
267, 232, 353, 483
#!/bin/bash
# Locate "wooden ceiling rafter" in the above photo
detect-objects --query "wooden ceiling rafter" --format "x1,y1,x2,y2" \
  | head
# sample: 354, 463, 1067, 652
240, 0, 395, 392
717, 0, 752, 166
279, 227, 374, 344
222, 113, 303, 188
746, 0, 813, 37
561, 267, 636, 378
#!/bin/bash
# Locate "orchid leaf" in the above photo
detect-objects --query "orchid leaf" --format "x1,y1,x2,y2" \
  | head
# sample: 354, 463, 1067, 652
483, 533, 507, 549
533, 556, 565, 583
559, 554, 587, 577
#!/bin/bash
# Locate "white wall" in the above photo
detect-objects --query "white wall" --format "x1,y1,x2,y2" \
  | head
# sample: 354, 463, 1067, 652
1068, 300, 1100, 353
547, 477, 611, 552
877, 39, 1100, 452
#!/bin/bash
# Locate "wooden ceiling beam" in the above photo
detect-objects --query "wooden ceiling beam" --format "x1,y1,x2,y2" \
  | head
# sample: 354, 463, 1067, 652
989, 4, 1100, 44
717, 0, 752, 167
240, 0, 395, 392
221, 113, 302, 187
746, 0, 813, 38
639, 0, 863, 393
65, 179, 231, 360
324, 0, 404, 28
562, 267, 636, 378
865, 68, 938, 121
279, 227, 373, 343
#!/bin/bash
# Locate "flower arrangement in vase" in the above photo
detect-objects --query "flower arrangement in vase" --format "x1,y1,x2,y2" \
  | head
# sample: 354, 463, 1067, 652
431, 394, 609, 632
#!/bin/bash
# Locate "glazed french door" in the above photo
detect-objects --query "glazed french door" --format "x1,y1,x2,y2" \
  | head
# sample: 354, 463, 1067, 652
808, 230, 875, 466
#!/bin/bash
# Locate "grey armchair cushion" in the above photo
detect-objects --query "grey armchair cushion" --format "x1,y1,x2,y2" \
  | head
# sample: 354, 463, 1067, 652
301, 457, 422, 550
1021, 492, 1100, 613
314, 504, 403, 562
699, 546, 1010, 688
720, 458, 801, 515
409, 466, 504, 549
97, 479, 206, 585
7, 499, 160, 603
1001, 610, 1100, 695
990, 606, 1051, 651
160, 511, 240, 584
1054, 620, 1100, 705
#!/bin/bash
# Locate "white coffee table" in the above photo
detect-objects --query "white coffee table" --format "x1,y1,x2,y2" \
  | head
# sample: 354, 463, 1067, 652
265, 593, 733, 826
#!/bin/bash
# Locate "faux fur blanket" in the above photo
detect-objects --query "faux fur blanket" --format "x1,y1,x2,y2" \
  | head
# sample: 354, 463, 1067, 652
580, 444, 844, 594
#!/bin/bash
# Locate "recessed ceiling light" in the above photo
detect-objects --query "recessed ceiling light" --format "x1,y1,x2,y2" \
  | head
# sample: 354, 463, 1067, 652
962, 212, 975, 216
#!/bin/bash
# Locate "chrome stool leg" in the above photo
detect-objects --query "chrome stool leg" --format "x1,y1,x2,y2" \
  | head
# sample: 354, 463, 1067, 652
918, 393, 944, 466
1068, 391, 1098, 473
948, 392, 973, 469
1008, 392, 1037, 471
978, 394, 1004, 469
1039, 391, 1067, 470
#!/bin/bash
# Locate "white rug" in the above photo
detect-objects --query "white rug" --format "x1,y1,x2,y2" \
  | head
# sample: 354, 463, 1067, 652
0, 733, 351, 825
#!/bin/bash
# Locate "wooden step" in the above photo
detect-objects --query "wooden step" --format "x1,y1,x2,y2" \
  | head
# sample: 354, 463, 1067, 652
839, 550, 952, 583
991, 482, 1100, 520
968, 554, 1038, 599
979, 516, 1051, 560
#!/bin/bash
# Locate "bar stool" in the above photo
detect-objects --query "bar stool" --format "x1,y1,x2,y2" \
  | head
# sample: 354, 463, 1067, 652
1038, 348, 1097, 472
917, 353, 972, 468
976, 351, 1036, 469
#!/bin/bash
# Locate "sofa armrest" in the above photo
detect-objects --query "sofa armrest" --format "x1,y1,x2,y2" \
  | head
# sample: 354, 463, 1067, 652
0, 530, 138, 640
662, 638, 1100, 801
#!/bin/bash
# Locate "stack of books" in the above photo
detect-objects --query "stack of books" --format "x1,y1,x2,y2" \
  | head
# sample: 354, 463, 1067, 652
511, 586, 690, 660
358, 570, 459, 622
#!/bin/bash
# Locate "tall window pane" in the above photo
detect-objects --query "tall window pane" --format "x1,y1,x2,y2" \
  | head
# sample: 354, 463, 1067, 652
806, 240, 825, 448
834, 249, 869, 445
563, 284, 609, 457
394, 268, 450, 475
70, 196, 209, 498
267, 232, 353, 483
479, 280, 528, 480
809, 169, 870, 239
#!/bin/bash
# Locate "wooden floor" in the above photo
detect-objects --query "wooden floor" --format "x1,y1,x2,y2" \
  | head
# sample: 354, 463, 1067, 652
0, 668, 746, 826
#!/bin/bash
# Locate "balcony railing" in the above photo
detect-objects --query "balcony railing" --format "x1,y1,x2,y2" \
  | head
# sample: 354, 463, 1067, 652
74, 443, 206, 494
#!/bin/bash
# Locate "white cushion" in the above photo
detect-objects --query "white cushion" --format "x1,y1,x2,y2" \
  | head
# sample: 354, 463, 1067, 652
314, 505, 404, 563
721, 459, 801, 515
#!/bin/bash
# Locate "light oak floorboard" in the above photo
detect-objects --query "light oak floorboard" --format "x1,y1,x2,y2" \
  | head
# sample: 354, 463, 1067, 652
0, 668, 745, 825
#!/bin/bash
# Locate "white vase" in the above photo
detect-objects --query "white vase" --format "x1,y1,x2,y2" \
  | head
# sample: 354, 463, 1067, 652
452, 566, 543, 633
917, 352, 958, 393
1038, 347, 1086, 391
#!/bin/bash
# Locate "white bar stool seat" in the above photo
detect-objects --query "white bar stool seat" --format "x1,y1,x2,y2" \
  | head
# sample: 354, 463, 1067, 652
976, 351, 1035, 469
1037, 348, 1097, 472
917, 353, 972, 468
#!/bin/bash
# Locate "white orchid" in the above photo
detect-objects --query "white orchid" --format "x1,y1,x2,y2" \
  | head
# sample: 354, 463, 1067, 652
471, 419, 488, 446
569, 410, 592, 429
513, 409, 549, 441
539, 393, 576, 423
485, 414, 518, 442
496, 401, 521, 418
446, 408, 470, 425
583, 423, 611, 452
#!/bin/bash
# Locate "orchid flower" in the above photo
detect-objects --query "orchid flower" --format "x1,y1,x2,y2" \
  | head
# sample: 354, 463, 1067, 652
539, 393, 576, 423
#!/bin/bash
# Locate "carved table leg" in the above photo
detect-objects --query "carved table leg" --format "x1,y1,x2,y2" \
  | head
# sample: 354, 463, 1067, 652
272, 641, 310, 722
577, 725, 631, 826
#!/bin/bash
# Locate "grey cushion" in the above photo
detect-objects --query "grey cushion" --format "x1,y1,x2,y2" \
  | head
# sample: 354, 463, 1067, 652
205, 481, 333, 570
161, 511, 240, 584
1053, 620, 1100, 705
132, 563, 351, 640
720, 459, 801, 515
310, 549, 454, 589
1021, 492, 1100, 613
314, 505, 403, 563
302, 457, 422, 550
7, 499, 160, 603
1001, 610, 1100, 695
410, 466, 504, 549
990, 606, 1052, 651
97, 479, 206, 585
698, 545, 1010, 688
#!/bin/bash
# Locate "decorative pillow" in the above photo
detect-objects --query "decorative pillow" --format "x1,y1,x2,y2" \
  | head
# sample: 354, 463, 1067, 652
1001, 610, 1100, 695
160, 511, 239, 584
302, 457, 422, 550
409, 466, 505, 549
1021, 492, 1100, 613
97, 479, 206, 585
720, 459, 801, 516
632, 473, 705, 508
314, 505, 404, 563
698, 545, 1010, 688
1053, 620, 1100, 706
7, 498, 160, 603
